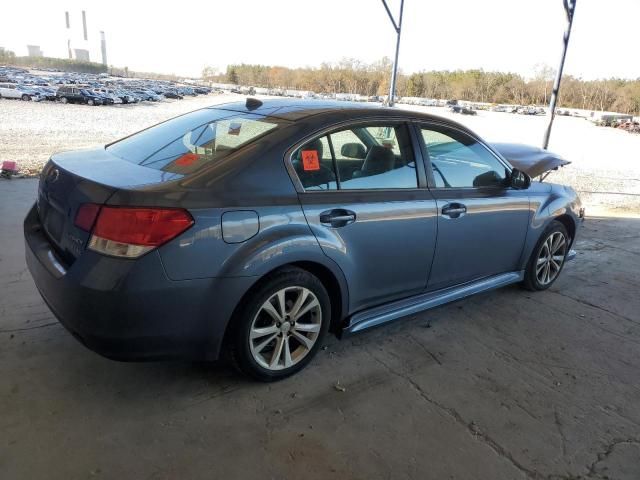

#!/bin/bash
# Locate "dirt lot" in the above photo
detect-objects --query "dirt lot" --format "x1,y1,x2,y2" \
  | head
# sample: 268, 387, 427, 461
1, 96, 639, 479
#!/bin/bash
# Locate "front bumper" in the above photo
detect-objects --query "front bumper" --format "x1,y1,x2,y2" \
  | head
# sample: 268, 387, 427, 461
24, 204, 254, 361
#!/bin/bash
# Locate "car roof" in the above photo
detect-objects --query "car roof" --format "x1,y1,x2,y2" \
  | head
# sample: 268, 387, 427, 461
209, 98, 458, 124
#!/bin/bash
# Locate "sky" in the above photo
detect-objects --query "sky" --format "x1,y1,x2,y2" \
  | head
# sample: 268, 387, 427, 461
0, 0, 638, 80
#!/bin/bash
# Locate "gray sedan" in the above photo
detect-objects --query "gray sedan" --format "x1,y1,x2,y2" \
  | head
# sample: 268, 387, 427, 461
24, 99, 582, 380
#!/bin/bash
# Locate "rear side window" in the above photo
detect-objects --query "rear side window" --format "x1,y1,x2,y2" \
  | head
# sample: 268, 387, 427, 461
107, 109, 279, 174
292, 124, 417, 191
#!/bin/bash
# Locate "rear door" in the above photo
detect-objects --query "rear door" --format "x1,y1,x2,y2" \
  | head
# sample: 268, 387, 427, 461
415, 122, 530, 290
290, 121, 438, 313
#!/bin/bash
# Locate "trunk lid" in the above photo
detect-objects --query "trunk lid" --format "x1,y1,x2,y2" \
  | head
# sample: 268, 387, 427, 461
37, 148, 183, 265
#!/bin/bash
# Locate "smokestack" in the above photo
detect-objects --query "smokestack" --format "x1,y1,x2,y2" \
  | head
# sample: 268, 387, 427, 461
82, 11, 88, 41
100, 31, 108, 66
65, 11, 72, 59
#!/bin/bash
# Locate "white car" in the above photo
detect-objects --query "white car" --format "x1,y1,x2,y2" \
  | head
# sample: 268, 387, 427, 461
0, 83, 43, 101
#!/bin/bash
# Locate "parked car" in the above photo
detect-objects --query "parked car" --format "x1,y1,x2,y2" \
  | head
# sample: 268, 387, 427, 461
93, 88, 122, 104
117, 90, 137, 103
450, 105, 477, 115
0, 83, 42, 101
92, 91, 115, 105
56, 86, 102, 105
34, 86, 58, 101
133, 89, 160, 101
162, 89, 183, 99
24, 99, 582, 381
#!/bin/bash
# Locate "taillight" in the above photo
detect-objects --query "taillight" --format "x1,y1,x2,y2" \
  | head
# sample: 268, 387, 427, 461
74, 203, 101, 231
87, 206, 194, 258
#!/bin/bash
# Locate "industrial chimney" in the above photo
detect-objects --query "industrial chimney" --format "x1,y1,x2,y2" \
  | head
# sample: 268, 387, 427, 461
82, 11, 88, 41
65, 11, 72, 59
100, 31, 108, 66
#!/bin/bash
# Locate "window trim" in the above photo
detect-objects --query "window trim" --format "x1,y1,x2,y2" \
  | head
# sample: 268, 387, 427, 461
412, 120, 513, 191
284, 117, 427, 193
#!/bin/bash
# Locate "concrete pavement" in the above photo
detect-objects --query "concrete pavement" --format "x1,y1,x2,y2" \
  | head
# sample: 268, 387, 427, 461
1, 179, 638, 480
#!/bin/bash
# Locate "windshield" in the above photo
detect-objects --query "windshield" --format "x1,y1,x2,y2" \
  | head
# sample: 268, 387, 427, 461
107, 108, 280, 174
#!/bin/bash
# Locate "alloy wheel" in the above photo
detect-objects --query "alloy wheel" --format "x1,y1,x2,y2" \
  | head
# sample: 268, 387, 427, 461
249, 286, 322, 371
536, 231, 567, 286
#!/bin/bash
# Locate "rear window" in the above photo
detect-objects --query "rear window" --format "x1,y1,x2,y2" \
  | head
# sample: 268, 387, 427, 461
106, 109, 279, 174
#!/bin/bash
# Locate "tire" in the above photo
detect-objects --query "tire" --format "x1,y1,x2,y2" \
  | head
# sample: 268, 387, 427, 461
60, 97, 68, 104
523, 221, 570, 291
21, 94, 30, 101
228, 267, 331, 381
87, 99, 94, 106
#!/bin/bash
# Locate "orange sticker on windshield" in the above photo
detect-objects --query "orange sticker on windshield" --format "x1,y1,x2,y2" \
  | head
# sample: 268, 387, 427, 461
301, 150, 320, 171
175, 153, 198, 166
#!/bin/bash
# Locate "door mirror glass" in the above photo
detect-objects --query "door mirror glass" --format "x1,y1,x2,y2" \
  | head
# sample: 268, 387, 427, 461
510, 168, 531, 189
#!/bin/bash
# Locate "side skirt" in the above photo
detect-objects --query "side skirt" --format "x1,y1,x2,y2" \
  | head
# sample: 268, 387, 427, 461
343, 271, 525, 335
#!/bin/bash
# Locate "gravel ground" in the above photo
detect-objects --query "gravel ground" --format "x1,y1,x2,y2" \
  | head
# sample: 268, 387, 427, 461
405, 105, 640, 216
1, 94, 638, 215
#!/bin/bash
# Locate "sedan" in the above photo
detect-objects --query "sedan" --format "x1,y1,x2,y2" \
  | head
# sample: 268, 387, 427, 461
0, 83, 42, 101
25, 99, 582, 381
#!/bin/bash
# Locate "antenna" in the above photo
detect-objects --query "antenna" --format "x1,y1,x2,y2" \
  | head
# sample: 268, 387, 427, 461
246, 98, 263, 110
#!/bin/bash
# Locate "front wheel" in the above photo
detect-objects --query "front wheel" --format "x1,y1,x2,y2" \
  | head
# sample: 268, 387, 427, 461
21, 94, 30, 101
229, 267, 331, 381
523, 221, 570, 291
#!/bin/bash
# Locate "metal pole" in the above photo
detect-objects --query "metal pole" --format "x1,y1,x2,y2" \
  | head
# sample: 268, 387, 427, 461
382, 0, 404, 107
542, 0, 577, 149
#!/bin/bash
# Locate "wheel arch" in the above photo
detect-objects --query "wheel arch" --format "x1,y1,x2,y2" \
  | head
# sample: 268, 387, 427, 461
553, 213, 576, 246
219, 258, 349, 356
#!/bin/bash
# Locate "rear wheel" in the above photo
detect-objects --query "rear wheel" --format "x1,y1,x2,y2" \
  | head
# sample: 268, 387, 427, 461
523, 221, 569, 291
229, 267, 330, 381
60, 97, 68, 104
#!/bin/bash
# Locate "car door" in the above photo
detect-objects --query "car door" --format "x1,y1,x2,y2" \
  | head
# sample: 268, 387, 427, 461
290, 121, 438, 313
5, 85, 20, 99
415, 122, 530, 291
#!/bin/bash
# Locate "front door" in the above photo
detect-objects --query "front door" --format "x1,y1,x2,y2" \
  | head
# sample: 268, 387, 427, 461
292, 122, 438, 313
415, 123, 530, 290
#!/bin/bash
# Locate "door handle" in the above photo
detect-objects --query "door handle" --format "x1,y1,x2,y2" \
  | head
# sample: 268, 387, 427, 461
319, 209, 356, 227
441, 203, 467, 219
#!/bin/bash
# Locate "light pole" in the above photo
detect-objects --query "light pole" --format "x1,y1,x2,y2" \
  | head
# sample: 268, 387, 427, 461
542, 0, 578, 149
381, 0, 404, 107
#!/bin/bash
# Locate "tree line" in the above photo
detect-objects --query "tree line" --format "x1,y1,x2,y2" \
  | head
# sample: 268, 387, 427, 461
202, 58, 640, 115
0, 49, 107, 74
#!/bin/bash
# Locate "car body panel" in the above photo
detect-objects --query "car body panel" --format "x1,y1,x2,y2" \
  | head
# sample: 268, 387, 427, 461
427, 189, 530, 290
298, 190, 438, 312
24, 99, 582, 362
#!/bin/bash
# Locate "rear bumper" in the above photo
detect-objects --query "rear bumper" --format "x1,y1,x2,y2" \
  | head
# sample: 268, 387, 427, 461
24, 204, 255, 361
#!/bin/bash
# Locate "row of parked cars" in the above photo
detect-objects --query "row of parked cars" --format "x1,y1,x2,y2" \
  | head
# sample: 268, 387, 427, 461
0, 66, 214, 106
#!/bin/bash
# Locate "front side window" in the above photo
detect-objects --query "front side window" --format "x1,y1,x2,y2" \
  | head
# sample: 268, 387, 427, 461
292, 123, 417, 191
420, 126, 508, 188
107, 109, 279, 174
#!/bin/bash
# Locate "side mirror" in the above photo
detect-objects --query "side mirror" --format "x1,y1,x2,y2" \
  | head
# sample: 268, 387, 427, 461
340, 143, 366, 159
510, 168, 531, 189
